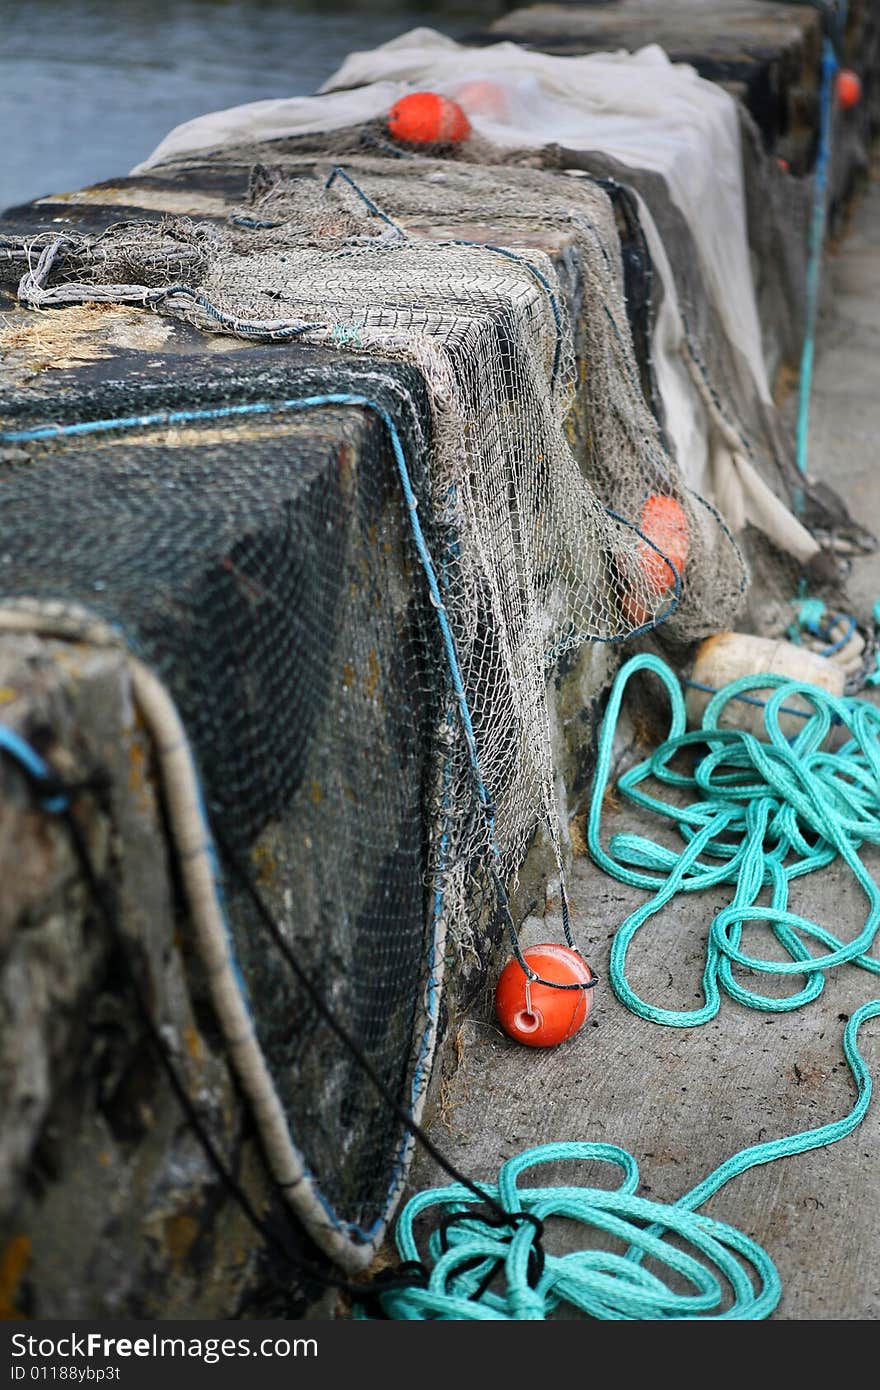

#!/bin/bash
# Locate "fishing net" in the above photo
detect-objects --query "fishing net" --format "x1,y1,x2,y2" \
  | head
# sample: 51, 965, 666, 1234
126, 118, 860, 590
2, 131, 751, 1269
3, 154, 751, 852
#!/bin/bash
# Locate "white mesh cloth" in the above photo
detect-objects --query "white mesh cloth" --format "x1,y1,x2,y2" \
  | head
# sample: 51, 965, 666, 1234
131, 27, 816, 562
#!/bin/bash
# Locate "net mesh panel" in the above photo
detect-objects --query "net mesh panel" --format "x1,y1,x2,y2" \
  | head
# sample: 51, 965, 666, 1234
1, 146, 757, 1249
0, 361, 447, 1241
3, 157, 748, 875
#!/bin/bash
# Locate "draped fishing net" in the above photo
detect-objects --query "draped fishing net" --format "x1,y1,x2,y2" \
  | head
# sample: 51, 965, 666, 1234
128, 22, 875, 604
3, 156, 749, 869
1, 139, 752, 1267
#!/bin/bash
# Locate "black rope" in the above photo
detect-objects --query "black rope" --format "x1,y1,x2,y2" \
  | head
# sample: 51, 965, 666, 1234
213, 824, 523, 1225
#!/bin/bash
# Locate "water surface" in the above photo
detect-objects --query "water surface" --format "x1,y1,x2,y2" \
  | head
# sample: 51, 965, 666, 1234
2, 1, 503, 211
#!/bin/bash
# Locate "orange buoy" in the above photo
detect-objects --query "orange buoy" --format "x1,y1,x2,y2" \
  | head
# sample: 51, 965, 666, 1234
454, 79, 510, 121
639, 493, 689, 592
836, 69, 862, 111
387, 92, 471, 145
495, 944, 595, 1048
622, 493, 690, 628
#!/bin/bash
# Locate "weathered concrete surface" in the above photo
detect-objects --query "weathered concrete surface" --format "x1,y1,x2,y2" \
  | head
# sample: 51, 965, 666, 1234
0, 635, 281, 1319
404, 164, 880, 1322
792, 155, 880, 622
491, 0, 821, 62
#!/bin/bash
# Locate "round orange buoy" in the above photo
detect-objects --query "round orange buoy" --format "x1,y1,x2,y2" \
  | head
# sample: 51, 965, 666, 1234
495, 944, 595, 1048
454, 79, 510, 120
836, 69, 862, 111
387, 92, 472, 145
622, 493, 690, 628
640, 493, 689, 593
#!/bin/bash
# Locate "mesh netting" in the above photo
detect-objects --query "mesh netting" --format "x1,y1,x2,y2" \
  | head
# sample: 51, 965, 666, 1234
3, 158, 748, 874
131, 108, 875, 567
1, 148, 754, 1264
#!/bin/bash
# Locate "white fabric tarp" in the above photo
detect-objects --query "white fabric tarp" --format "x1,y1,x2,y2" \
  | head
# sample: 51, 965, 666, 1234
134, 81, 407, 173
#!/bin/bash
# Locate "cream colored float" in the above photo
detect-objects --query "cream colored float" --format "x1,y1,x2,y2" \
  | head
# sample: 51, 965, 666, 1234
685, 631, 846, 741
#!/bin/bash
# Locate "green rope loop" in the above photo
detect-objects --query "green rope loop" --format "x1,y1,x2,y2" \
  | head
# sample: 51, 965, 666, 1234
370, 656, 879, 1319
589, 655, 880, 1024
368, 999, 876, 1319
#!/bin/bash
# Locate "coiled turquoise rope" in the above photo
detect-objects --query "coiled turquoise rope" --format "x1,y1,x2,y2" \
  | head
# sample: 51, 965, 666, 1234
589, 654, 880, 1022
375, 655, 879, 1319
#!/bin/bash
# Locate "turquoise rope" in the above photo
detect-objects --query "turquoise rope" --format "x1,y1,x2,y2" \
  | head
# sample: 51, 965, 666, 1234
868, 601, 880, 686
0, 726, 68, 813
588, 654, 880, 1024
369, 1002, 876, 1320
795, 35, 839, 504
372, 655, 879, 1319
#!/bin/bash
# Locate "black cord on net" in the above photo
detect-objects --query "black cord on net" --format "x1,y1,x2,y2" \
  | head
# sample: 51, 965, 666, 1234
5, 751, 543, 1313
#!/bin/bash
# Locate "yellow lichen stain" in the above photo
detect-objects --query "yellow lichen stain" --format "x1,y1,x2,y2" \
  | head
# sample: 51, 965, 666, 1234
773, 359, 798, 409
569, 815, 588, 858
0, 1234, 31, 1320
0, 688, 17, 706
183, 1024, 202, 1061
128, 741, 145, 794
126, 739, 155, 814
132, 704, 150, 735
163, 1213, 200, 1271
308, 780, 323, 807
52, 649, 83, 679
631, 711, 657, 751
364, 650, 380, 699
251, 841, 278, 889
97, 1151, 111, 1168
342, 662, 355, 690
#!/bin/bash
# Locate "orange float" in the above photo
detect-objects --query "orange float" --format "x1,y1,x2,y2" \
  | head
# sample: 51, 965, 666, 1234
622, 493, 690, 628
836, 69, 862, 111
454, 79, 510, 121
495, 944, 595, 1047
387, 92, 472, 145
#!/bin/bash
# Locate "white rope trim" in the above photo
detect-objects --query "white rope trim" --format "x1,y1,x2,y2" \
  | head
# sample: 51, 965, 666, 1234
0, 601, 447, 1273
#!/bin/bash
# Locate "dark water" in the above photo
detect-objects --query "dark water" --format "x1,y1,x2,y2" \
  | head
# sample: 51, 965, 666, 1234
1, 1, 504, 212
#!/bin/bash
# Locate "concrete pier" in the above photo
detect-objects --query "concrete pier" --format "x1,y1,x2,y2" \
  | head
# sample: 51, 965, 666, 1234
1, 2, 878, 1319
